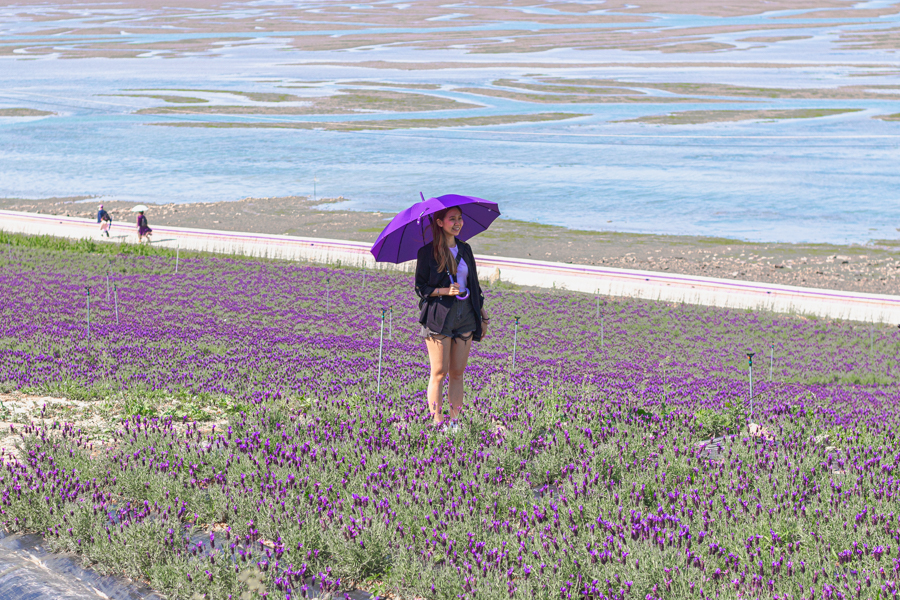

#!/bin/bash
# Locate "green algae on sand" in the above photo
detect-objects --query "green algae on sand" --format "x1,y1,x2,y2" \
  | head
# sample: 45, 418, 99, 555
126, 89, 306, 102
136, 89, 475, 115
107, 94, 209, 104
148, 112, 586, 131
0, 108, 54, 117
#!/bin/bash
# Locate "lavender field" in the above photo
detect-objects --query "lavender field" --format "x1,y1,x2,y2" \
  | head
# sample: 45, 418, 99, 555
1, 234, 899, 599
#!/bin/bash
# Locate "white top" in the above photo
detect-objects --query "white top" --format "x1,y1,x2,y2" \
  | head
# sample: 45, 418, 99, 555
449, 245, 468, 294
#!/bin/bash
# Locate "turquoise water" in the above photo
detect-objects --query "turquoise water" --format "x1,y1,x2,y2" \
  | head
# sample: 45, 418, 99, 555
1, 1, 899, 244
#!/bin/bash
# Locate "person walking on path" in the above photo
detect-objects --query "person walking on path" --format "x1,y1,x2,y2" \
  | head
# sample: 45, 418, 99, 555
136, 210, 152, 243
415, 206, 490, 429
97, 204, 112, 237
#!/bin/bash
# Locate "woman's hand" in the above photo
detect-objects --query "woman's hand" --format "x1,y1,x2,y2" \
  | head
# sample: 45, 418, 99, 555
447, 283, 460, 296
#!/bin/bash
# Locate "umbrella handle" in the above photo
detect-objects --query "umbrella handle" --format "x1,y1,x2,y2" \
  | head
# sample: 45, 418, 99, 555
447, 270, 470, 300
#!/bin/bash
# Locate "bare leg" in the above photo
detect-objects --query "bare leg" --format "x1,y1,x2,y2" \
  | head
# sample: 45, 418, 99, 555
425, 335, 451, 425
447, 335, 473, 420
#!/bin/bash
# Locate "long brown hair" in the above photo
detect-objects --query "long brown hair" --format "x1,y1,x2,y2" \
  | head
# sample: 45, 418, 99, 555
430, 207, 461, 276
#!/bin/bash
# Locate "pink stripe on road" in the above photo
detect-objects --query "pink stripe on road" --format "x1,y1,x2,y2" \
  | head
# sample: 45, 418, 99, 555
3, 209, 899, 319
477, 254, 900, 305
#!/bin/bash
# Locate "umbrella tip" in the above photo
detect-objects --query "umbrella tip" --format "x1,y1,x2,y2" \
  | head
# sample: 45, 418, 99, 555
420, 192, 426, 202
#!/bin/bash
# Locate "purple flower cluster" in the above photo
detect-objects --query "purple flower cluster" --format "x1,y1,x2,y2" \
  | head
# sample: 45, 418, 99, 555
0, 248, 899, 599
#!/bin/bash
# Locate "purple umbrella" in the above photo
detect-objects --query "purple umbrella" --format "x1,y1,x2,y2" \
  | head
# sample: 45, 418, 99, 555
370, 193, 500, 264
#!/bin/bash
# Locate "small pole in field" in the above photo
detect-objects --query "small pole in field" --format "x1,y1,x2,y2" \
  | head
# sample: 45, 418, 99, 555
389, 306, 393, 341
377, 308, 386, 395
870, 323, 874, 358
86, 287, 91, 341
600, 317, 604, 347
747, 352, 755, 420
511, 316, 520, 371
769, 343, 774, 380
113, 285, 120, 326
175, 242, 180, 274
105, 270, 111, 302
595, 290, 599, 320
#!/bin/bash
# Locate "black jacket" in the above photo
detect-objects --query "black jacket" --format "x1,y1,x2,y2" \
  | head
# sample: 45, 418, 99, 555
415, 240, 485, 341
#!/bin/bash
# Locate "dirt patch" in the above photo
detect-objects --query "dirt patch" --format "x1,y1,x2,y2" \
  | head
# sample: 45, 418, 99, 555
4, 196, 898, 295
0, 394, 105, 461
616, 108, 863, 124
0, 390, 231, 464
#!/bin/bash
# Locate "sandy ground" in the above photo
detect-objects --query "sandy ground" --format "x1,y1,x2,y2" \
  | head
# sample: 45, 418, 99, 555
4, 196, 899, 295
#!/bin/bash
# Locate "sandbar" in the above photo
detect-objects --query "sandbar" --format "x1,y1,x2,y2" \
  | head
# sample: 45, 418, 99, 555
136, 89, 476, 115
0, 108, 54, 117
616, 108, 863, 124
453, 87, 732, 104
148, 112, 586, 130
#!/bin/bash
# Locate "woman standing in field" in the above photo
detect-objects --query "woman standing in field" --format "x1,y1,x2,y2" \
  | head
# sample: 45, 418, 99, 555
136, 210, 152, 243
415, 207, 490, 428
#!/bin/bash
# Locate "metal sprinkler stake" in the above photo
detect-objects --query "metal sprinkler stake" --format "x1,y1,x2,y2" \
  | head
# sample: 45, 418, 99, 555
769, 343, 774, 380
389, 306, 393, 341
113, 285, 119, 326
377, 308, 386, 396
86, 287, 91, 341
105, 270, 111, 302
511, 316, 520, 371
175, 242, 180, 274
595, 291, 599, 320
601, 317, 604, 347
747, 352, 755, 420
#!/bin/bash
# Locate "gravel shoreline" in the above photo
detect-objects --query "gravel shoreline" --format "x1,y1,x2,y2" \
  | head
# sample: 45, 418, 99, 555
3, 195, 899, 296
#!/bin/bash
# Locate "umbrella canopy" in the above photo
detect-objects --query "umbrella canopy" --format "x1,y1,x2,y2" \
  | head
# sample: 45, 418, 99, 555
130, 205, 149, 212
370, 194, 500, 264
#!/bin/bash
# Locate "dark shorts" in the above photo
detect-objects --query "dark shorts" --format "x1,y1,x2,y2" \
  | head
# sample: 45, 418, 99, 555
421, 297, 477, 340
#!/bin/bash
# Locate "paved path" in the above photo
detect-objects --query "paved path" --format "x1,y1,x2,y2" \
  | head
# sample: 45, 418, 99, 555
3, 209, 899, 323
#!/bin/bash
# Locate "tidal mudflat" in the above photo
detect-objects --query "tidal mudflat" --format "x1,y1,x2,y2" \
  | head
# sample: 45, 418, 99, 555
2, 0, 900, 244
